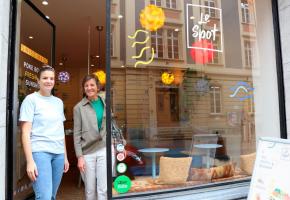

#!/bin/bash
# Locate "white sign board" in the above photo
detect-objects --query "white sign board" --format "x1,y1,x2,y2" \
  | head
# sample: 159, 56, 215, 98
248, 137, 290, 200
186, 4, 223, 52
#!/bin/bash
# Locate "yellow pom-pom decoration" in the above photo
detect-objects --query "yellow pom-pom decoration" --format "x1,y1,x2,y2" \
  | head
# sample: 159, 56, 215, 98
161, 72, 174, 85
140, 5, 165, 31
94, 70, 106, 85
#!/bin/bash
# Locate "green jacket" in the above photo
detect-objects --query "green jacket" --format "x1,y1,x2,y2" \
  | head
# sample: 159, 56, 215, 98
73, 95, 106, 158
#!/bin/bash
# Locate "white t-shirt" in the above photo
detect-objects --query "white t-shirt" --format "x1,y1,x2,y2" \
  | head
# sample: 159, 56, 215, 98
19, 92, 66, 154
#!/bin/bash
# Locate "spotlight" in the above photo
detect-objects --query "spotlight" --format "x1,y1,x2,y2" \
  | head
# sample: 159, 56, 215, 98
42, 0, 48, 5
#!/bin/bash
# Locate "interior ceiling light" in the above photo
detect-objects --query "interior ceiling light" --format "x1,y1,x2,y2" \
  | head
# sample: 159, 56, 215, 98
121, 65, 125, 68
174, 28, 179, 32
42, 0, 48, 5
96, 55, 100, 58
91, 64, 95, 67
118, 14, 123, 19
59, 62, 63, 66
28, 36, 34, 39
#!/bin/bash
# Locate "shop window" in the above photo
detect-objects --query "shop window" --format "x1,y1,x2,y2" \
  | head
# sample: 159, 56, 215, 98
210, 85, 222, 114
167, 29, 179, 59
166, 0, 177, 9
151, 29, 164, 58
12, 0, 282, 199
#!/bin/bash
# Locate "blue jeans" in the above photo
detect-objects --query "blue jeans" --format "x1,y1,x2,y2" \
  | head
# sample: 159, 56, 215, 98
32, 152, 64, 200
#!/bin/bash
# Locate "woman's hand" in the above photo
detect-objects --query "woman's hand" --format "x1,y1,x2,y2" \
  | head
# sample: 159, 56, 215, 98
26, 160, 38, 182
77, 156, 85, 172
64, 157, 70, 173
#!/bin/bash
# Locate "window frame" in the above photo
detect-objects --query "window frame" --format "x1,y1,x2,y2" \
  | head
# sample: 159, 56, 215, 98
167, 29, 179, 59
241, 1, 252, 24
166, 0, 177, 9
151, 29, 164, 58
204, 0, 217, 18
210, 85, 222, 114
244, 39, 254, 68
150, 0, 161, 6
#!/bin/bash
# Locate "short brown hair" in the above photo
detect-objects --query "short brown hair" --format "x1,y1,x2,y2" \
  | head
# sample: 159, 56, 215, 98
82, 74, 100, 93
37, 65, 55, 79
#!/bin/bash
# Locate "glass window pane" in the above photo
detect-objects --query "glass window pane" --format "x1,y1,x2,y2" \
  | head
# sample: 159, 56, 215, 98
111, 0, 281, 197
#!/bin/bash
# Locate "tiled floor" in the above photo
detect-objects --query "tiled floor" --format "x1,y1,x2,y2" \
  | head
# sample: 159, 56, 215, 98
57, 167, 85, 200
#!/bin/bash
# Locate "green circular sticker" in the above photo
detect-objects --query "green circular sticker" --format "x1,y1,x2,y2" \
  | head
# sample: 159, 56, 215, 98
114, 175, 131, 194
116, 163, 127, 173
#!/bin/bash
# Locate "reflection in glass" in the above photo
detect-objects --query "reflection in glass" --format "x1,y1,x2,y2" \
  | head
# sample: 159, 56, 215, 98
111, 0, 278, 197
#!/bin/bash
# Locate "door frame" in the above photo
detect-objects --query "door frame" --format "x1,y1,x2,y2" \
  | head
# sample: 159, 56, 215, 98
6, 0, 55, 199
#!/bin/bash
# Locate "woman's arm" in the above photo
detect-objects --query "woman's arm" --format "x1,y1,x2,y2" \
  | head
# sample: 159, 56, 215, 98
21, 121, 38, 181
73, 106, 85, 172
63, 138, 70, 173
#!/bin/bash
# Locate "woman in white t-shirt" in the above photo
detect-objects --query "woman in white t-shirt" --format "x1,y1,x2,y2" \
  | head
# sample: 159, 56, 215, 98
19, 66, 69, 200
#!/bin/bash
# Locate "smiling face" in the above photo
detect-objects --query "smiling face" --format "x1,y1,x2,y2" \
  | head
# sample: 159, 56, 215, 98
38, 70, 55, 94
84, 78, 98, 100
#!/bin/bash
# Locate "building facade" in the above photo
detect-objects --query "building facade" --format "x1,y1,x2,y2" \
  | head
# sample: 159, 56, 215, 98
1, 0, 290, 199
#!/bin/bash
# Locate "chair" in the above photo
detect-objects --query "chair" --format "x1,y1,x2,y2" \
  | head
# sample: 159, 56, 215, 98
188, 134, 218, 168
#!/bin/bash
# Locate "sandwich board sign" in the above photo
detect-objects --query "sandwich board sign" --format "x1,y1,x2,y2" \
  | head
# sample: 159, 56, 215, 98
248, 137, 290, 200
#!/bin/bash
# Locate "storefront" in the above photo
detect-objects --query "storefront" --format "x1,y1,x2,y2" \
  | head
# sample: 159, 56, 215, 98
3, 0, 288, 199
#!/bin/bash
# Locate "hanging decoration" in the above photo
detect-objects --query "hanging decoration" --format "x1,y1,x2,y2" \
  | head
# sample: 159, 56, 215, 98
139, 4, 165, 31
161, 72, 174, 85
190, 39, 214, 64
58, 71, 70, 83
58, 55, 70, 83
195, 78, 210, 94
94, 70, 106, 85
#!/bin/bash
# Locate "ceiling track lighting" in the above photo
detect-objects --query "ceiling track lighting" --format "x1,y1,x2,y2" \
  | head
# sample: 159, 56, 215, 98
96, 26, 104, 69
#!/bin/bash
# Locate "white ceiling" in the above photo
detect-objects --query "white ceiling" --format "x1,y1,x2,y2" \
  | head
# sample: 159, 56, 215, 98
27, 0, 107, 71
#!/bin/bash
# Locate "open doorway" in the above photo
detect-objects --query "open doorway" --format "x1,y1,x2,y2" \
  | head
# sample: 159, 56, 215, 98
156, 88, 179, 127
14, 0, 106, 199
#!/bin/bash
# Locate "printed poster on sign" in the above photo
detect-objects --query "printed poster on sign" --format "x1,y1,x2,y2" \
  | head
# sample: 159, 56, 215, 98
248, 137, 290, 200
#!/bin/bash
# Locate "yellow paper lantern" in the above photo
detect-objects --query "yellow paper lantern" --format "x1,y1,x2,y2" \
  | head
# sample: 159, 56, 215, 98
161, 72, 174, 85
94, 70, 106, 85
139, 5, 165, 31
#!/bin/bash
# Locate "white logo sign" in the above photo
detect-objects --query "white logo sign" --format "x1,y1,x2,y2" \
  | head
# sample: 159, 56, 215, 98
186, 4, 223, 52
